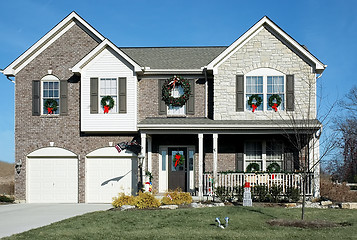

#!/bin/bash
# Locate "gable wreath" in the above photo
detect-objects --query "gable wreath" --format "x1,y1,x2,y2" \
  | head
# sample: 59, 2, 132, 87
44, 99, 58, 114
101, 96, 115, 113
247, 94, 263, 112
268, 94, 282, 112
162, 76, 191, 107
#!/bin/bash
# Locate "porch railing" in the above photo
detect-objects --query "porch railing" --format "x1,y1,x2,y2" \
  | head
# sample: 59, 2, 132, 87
203, 172, 314, 196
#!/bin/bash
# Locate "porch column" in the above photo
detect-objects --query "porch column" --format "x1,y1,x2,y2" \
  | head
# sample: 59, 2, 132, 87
198, 133, 203, 200
148, 136, 152, 173
213, 133, 218, 189
310, 135, 320, 198
141, 133, 147, 179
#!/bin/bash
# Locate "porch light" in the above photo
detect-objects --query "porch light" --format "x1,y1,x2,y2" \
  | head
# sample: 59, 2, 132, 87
15, 159, 22, 174
138, 153, 145, 167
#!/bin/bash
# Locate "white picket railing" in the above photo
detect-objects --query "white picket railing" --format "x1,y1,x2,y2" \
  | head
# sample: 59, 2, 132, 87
203, 172, 314, 196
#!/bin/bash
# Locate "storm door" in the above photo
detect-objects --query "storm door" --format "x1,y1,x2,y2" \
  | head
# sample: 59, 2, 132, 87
168, 147, 187, 191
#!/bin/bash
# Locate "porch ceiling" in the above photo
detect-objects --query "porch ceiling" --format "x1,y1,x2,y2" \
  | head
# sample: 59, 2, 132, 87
138, 118, 322, 134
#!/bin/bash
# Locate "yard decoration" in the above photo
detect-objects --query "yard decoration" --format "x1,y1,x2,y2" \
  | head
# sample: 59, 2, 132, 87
268, 94, 282, 112
247, 94, 262, 112
173, 153, 185, 167
44, 99, 58, 114
246, 162, 260, 172
162, 76, 191, 107
101, 96, 115, 113
267, 162, 281, 173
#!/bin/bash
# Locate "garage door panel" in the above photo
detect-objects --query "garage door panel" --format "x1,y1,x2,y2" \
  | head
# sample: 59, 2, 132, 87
86, 158, 137, 203
27, 158, 78, 203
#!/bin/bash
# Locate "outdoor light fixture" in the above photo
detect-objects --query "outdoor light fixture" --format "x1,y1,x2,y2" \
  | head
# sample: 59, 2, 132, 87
138, 153, 145, 167
15, 159, 22, 174
137, 153, 145, 191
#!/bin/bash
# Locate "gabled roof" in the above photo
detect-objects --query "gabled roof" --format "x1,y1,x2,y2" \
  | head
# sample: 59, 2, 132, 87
207, 16, 327, 74
71, 39, 142, 73
2, 11, 105, 76
120, 46, 227, 71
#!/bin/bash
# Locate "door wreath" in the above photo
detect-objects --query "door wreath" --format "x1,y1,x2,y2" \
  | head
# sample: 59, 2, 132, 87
173, 153, 185, 168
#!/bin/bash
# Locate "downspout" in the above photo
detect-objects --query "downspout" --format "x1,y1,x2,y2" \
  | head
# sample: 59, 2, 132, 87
203, 67, 208, 118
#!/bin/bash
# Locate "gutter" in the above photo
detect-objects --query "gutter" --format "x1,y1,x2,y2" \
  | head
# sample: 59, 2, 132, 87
0, 68, 15, 83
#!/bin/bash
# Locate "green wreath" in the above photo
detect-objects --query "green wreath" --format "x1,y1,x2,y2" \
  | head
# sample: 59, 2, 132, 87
162, 76, 191, 107
101, 96, 115, 110
248, 94, 263, 109
268, 94, 282, 108
44, 99, 58, 113
173, 153, 185, 167
246, 162, 260, 172
266, 162, 281, 173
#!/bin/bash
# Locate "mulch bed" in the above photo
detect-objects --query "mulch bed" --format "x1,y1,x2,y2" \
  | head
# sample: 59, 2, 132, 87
267, 219, 352, 228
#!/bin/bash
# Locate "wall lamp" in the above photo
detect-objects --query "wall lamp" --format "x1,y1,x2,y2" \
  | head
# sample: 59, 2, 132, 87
15, 159, 22, 174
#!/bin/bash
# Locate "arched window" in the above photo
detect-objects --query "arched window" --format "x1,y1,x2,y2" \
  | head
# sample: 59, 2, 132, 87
245, 68, 285, 111
41, 75, 60, 114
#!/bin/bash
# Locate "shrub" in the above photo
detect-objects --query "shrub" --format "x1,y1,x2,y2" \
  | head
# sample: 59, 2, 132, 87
214, 186, 233, 202
269, 185, 282, 203
112, 193, 136, 208
0, 195, 14, 203
320, 177, 357, 202
233, 185, 244, 202
285, 187, 300, 202
161, 188, 193, 205
253, 185, 269, 202
135, 192, 161, 209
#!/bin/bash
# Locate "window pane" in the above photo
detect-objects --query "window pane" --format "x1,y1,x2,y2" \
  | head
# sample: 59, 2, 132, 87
43, 82, 49, 89
162, 150, 167, 171
54, 82, 59, 89
189, 150, 194, 171
53, 90, 59, 98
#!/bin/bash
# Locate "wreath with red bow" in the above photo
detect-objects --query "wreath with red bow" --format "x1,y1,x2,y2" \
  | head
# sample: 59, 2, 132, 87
101, 96, 115, 113
247, 94, 263, 112
162, 76, 191, 107
268, 94, 282, 112
44, 99, 58, 114
173, 153, 185, 168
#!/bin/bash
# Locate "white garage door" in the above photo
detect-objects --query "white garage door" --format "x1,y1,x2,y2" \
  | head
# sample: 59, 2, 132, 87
27, 158, 78, 203
86, 157, 137, 203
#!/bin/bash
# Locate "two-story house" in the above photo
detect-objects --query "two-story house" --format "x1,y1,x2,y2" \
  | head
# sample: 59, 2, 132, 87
1, 12, 325, 203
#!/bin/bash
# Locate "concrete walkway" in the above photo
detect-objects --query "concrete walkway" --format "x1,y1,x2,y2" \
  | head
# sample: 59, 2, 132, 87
0, 203, 112, 238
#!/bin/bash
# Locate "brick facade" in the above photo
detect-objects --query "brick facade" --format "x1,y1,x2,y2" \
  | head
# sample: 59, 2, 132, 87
14, 24, 136, 202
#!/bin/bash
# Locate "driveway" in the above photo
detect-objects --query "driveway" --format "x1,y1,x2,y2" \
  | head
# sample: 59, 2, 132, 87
0, 203, 112, 238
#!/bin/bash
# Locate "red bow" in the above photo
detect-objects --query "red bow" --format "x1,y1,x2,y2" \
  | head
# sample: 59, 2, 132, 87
174, 154, 181, 167
252, 104, 257, 112
170, 77, 179, 89
47, 107, 53, 114
272, 103, 278, 112
104, 105, 110, 114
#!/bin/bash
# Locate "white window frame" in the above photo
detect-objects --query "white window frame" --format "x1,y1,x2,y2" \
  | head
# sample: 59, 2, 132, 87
99, 77, 118, 114
244, 140, 284, 172
41, 75, 60, 115
245, 68, 285, 112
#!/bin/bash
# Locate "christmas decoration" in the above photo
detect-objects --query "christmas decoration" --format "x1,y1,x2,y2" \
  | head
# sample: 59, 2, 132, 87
101, 96, 115, 113
267, 162, 281, 173
173, 153, 185, 167
247, 94, 262, 112
162, 76, 191, 107
44, 99, 58, 114
246, 162, 260, 172
268, 94, 282, 112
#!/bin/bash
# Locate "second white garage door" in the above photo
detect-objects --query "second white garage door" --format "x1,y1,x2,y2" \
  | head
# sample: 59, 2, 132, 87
86, 157, 137, 203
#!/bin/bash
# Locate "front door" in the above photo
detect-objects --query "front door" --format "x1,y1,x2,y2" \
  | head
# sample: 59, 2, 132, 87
168, 147, 187, 191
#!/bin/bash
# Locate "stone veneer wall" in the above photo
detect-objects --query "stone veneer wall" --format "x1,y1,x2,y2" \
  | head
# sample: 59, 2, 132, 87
214, 27, 316, 121
14, 24, 136, 202
138, 77, 206, 121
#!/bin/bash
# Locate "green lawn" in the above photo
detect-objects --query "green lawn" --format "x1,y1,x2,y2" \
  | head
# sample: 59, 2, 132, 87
4, 206, 357, 240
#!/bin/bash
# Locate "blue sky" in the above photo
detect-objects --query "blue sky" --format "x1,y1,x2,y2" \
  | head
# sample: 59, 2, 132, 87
0, 0, 356, 163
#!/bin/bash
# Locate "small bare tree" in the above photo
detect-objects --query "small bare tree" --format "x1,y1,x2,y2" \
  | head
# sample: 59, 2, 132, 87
268, 72, 337, 220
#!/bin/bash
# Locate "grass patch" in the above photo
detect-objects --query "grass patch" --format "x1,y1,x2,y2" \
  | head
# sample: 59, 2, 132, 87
4, 206, 357, 240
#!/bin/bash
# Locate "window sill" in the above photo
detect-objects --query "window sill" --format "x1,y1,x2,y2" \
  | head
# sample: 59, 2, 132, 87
40, 114, 60, 118
167, 115, 186, 118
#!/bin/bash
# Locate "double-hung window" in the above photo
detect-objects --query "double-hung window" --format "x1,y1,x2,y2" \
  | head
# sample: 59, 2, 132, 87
41, 75, 60, 115
100, 78, 118, 113
245, 68, 285, 112
244, 140, 284, 172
